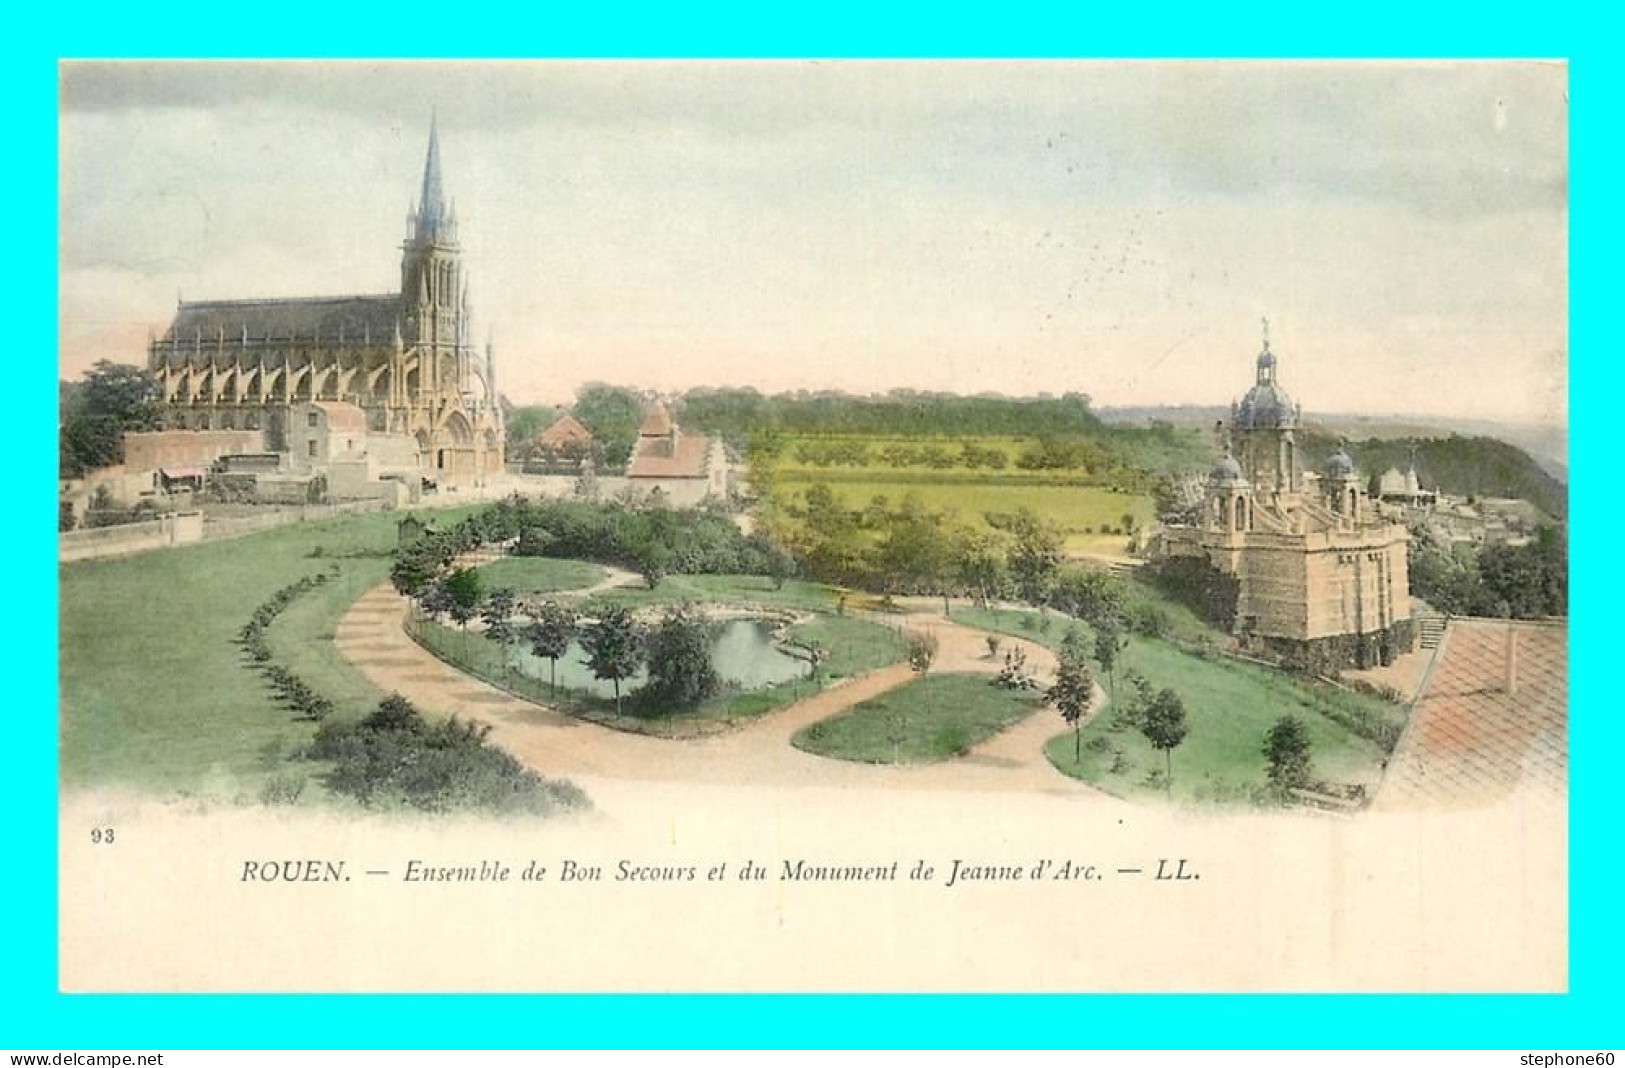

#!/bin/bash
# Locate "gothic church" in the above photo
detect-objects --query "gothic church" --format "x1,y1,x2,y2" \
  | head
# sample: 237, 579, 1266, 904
147, 120, 505, 484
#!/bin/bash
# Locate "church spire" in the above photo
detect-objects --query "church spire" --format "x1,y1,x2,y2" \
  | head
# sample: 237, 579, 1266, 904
415, 113, 449, 242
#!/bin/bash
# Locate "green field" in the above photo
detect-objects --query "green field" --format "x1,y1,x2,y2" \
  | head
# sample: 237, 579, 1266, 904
772, 477, 1153, 553
770, 430, 1207, 487
57, 506, 540, 797
950, 605, 1406, 805
792, 672, 1043, 764
61, 508, 464, 793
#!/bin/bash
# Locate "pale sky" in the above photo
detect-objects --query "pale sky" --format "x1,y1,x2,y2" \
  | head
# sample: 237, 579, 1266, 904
58, 60, 1568, 425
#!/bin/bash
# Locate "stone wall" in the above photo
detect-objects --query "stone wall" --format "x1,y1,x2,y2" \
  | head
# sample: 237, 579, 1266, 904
59, 511, 204, 562
1302, 535, 1412, 641
1254, 618, 1418, 674
123, 429, 265, 472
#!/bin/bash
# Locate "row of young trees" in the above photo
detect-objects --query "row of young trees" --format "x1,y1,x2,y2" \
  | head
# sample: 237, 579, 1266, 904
1041, 624, 1188, 798
1045, 616, 1320, 804
230, 558, 587, 813
237, 571, 338, 722
789, 439, 1015, 472
410, 562, 724, 719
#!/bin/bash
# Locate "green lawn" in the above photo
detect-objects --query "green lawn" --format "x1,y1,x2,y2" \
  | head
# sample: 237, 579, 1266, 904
792, 672, 1043, 764
580, 574, 840, 614
471, 556, 607, 597
952, 581, 1221, 652
949, 604, 1406, 805
59, 506, 485, 795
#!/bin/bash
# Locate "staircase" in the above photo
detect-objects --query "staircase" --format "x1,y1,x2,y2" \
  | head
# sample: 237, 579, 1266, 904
1418, 615, 1447, 650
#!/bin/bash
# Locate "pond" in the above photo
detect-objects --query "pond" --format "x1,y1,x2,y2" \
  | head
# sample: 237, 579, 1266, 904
514, 618, 807, 700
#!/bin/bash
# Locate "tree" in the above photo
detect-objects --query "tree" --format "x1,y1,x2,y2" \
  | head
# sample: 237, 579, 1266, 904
956, 529, 1009, 608
631, 540, 672, 590
363, 693, 426, 734
872, 494, 956, 599
905, 629, 939, 675
417, 578, 455, 623
573, 383, 646, 468
1004, 508, 1064, 605
442, 568, 484, 655
481, 587, 520, 680
525, 601, 578, 696
59, 361, 163, 477
642, 606, 721, 711
391, 552, 437, 598
583, 605, 645, 716
1263, 715, 1314, 798
762, 540, 797, 591
1094, 617, 1126, 695
1047, 653, 1096, 761
1050, 566, 1125, 627
1060, 625, 1092, 666
503, 405, 553, 449
1140, 688, 1189, 801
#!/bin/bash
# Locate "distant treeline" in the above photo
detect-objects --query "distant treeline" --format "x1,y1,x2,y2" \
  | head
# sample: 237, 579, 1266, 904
679, 387, 1106, 442
1298, 431, 1567, 520
506, 384, 1211, 483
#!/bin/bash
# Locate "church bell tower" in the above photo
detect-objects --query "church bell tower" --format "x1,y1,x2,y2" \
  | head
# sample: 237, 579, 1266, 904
400, 116, 467, 404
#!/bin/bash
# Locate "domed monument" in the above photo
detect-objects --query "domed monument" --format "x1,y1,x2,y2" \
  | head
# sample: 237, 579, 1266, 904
1161, 322, 1414, 671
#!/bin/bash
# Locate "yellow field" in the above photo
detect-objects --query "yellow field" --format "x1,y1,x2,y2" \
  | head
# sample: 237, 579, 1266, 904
772, 476, 1153, 556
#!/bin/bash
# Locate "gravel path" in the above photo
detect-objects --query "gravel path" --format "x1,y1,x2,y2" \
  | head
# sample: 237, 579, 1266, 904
334, 580, 1114, 800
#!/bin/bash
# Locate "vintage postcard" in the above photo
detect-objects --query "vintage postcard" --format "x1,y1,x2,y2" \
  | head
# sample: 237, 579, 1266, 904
57, 59, 1568, 992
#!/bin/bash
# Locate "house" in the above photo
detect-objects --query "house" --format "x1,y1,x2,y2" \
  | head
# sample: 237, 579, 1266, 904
625, 402, 730, 508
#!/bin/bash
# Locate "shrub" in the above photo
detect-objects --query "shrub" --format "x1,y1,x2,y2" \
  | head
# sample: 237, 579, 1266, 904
932, 725, 971, 757
259, 772, 307, 806
905, 630, 939, 674
313, 695, 590, 816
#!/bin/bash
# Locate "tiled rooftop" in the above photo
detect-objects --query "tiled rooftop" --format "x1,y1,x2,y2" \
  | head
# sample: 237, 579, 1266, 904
1376, 619, 1567, 811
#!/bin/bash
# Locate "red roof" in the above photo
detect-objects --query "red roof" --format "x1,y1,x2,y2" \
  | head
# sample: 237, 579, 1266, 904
537, 413, 594, 448
1378, 620, 1567, 810
627, 432, 712, 479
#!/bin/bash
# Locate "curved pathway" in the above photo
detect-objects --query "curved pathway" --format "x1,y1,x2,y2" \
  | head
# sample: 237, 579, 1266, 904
335, 580, 1112, 798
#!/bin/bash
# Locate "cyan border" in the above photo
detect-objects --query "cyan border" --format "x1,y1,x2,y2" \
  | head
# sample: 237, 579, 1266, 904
20, 3, 1613, 1047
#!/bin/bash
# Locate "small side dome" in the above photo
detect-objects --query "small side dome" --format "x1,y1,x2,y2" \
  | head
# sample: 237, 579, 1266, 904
1325, 449, 1355, 478
1209, 453, 1247, 485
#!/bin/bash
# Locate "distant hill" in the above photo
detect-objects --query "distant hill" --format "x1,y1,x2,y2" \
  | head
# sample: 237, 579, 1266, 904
1098, 405, 1566, 521
1101, 405, 1567, 486
1296, 432, 1567, 521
